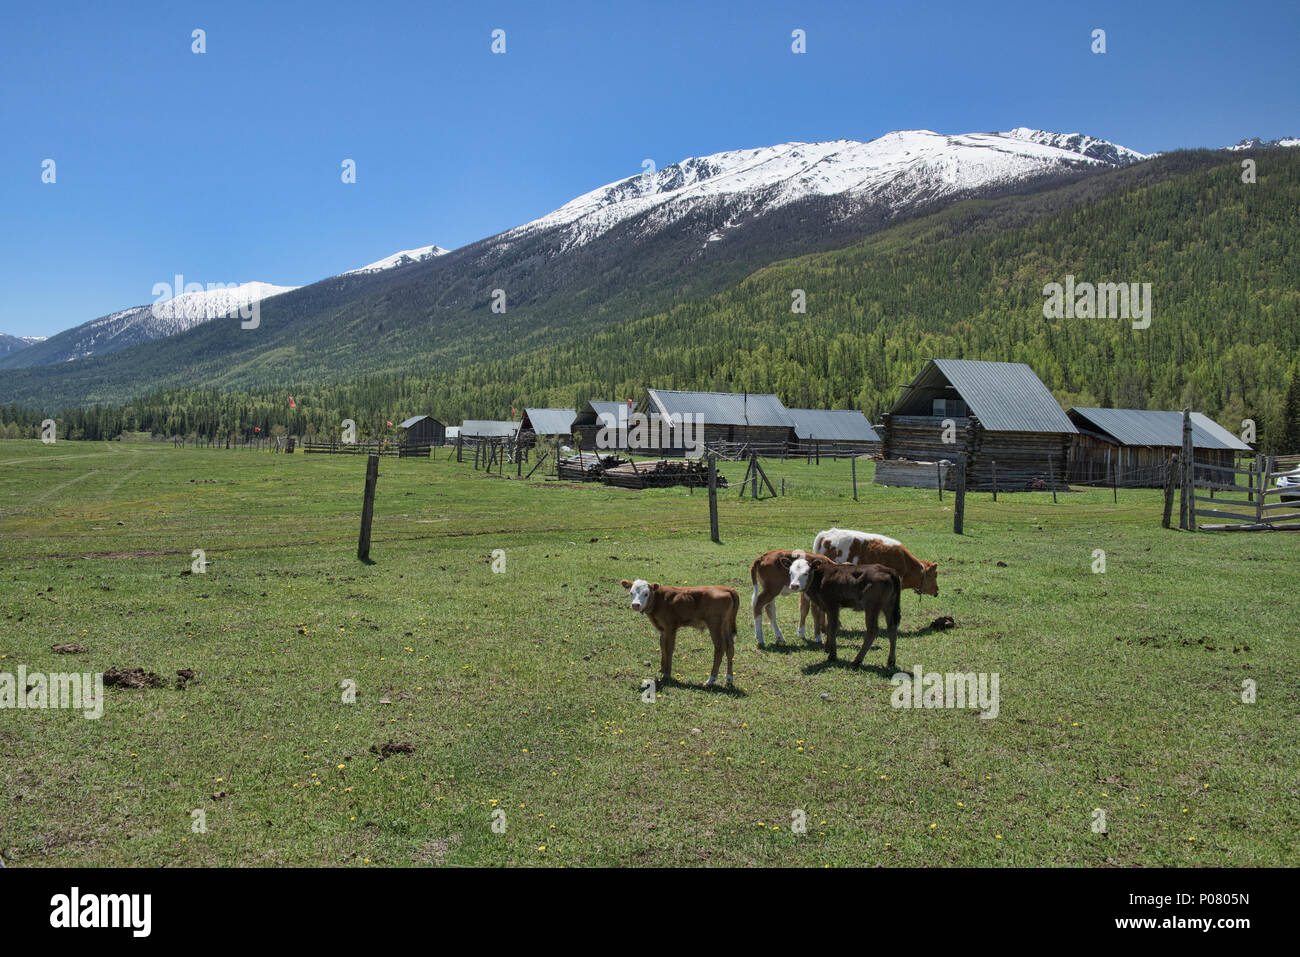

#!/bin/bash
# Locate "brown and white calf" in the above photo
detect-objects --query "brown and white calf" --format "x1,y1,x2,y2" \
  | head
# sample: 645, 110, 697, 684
621, 579, 740, 687
788, 556, 902, 669
749, 550, 829, 647
811, 528, 938, 596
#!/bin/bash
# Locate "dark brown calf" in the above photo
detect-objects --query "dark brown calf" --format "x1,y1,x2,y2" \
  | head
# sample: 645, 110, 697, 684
788, 557, 902, 669
621, 578, 740, 687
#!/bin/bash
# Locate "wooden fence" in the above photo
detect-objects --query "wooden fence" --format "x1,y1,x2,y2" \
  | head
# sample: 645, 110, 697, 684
1190, 453, 1300, 531
303, 441, 431, 457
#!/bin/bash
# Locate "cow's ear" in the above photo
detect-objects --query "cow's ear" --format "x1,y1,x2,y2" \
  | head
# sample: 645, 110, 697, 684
621, 579, 632, 589
777, 555, 792, 569
650, 582, 660, 590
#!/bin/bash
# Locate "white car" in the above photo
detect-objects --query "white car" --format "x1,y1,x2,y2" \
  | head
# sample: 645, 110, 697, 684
1276, 471, 1300, 503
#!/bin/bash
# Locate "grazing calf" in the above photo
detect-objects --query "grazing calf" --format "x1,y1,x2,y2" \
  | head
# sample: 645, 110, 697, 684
621, 579, 740, 687
749, 550, 828, 646
811, 527, 938, 595
788, 556, 902, 669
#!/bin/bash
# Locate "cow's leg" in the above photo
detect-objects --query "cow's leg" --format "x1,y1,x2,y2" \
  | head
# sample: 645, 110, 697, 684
659, 626, 677, 685
854, 605, 880, 667
724, 630, 735, 686
705, 624, 724, 687
799, 593, 817, 643
824, 608, 840, 661
766, 599, 785, 644
885, 589, 900, 671
751, 583, 765, 647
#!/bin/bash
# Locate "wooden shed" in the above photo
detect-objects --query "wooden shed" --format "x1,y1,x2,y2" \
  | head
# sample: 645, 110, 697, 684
574, 400, 633, 451
1066, 407, 1252, 487
517, 408, 577, 449
639, 389, 794, 455
787, 408, 881, 456
877, 358, 1077, 491
397, 415, 446, 448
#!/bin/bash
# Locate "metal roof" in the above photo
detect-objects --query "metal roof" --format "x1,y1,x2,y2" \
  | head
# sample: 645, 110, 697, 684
397, 415, 433, 429
521, 408, 577, 436
891, 359, 1077, 434
585, 400, 630, 421
1069, 408, 1252, 451
787, 409, 881, 442
646, 389, 793, 428
459, 419, 519, 438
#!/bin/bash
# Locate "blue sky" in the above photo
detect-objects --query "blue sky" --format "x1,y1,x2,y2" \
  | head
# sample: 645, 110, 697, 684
3, 0, 1297, 338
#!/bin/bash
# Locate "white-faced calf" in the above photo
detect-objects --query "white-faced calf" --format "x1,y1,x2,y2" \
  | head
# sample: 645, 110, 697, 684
621, 579, 740, 687
788, 557, 902, 669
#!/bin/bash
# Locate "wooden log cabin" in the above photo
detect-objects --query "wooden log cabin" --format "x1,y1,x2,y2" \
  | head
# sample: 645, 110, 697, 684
786, 408, 881, 456
517, 407, 577, 449
1066, 407, 1252, 487
573, 400, 632, 451
876, 358, 1077, 491
638, 389, 795, 455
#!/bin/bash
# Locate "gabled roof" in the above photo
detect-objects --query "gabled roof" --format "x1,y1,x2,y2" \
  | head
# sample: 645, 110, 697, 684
1069, 408, 1252, 451
787, 409, 881, 442
397, 415, 437, 429
459, 420, 519, 438
585, 400, 629, 420
521, 408, 577, 436
646, 389, 793, 428
891, 358, 1077, 434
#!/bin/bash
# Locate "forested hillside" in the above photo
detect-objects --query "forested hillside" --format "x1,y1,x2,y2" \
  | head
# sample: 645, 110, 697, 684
7, 149, 1298, 450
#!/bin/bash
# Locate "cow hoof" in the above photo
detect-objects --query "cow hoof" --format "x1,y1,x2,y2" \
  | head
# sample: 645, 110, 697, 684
756, 640, 765, 649
704, 676, 717, 687
725, 677, 735, 688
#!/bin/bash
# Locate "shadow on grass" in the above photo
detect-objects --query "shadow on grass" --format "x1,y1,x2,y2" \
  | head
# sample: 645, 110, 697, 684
658, 677, 749, 698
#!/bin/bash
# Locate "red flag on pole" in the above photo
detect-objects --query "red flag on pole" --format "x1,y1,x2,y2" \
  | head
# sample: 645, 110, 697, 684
288, 396, 297, 408
386, 421, 393, 427
254, 426, 261, 433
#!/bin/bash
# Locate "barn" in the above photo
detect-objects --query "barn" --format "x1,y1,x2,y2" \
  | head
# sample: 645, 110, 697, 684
573, 400, 632, 451
787, 408, 881, 456
1066, 407, 1252, 487
877, 358, 1078, 491
517, 408, 577, 449
396, 415, 446, 448
640, 389, 794, 455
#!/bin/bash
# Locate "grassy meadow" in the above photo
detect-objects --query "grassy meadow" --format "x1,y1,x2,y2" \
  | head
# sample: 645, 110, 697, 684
0, 438, 1296, 867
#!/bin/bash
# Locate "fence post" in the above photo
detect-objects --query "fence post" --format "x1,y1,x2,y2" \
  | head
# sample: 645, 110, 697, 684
1180, 409, 1194, 531
707, 454, 720, 543
358, 454, 380, 562
1257, 455, 1272, 527
1111, 455, 1117, 504
953, 454, 967, 535
751, 451, 759, 500
937, 462, 943, 501
1162, 454, 1176, 528
852, 455, 858, 501
991, 460, 998, 502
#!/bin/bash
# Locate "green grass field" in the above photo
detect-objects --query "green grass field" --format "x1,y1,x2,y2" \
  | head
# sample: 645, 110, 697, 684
1, 439, 1296, 867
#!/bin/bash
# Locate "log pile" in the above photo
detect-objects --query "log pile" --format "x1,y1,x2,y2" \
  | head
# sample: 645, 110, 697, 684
601, 458, 727, 490
558, 452, 626, 482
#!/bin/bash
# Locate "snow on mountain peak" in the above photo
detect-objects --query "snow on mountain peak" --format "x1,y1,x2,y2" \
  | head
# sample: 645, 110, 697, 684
509, 128, 1148, 251
149, 281, 298, 323
345, 245, 450, 275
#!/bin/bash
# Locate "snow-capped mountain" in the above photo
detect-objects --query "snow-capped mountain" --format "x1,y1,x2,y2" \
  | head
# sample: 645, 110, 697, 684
1226, 136, 1300, 151
0, 282, 296, 369
505, 129, 1148, 251
344, 244, 450, 275
0, 334, 45, 357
